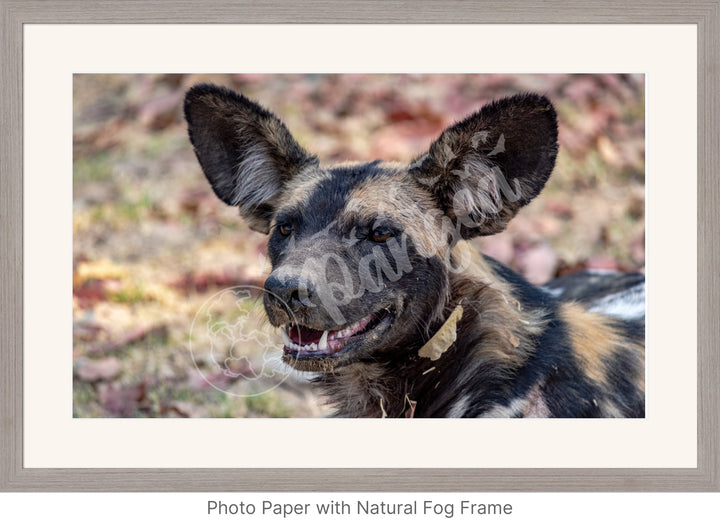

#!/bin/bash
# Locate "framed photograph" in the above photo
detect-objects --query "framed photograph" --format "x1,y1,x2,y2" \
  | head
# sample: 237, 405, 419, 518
1, 1, 718, 492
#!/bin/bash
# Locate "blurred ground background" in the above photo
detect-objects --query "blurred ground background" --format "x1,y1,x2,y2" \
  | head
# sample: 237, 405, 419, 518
73, 73, 645, 418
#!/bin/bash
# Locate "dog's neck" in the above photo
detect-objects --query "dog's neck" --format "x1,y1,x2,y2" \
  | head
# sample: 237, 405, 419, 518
314, 244, 547, 418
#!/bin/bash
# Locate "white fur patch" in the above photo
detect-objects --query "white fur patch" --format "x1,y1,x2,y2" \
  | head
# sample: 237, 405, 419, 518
446, 394, 471, 418
231, 144, 280, 210
540, 286, 565, 297
479, 397, 528, 418
588, 283, 645, 321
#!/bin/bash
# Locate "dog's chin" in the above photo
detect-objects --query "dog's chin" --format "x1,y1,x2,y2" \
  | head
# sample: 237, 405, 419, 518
279, 306, 396, 371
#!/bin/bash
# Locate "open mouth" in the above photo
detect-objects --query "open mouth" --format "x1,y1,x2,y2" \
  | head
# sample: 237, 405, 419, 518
280, 307, 393, 360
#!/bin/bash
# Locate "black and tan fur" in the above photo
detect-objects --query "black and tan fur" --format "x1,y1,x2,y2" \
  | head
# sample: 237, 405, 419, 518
184, 84, 645, 418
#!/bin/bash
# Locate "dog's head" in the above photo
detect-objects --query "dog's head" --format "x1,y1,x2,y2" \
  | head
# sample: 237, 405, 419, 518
184, 84, 558, 371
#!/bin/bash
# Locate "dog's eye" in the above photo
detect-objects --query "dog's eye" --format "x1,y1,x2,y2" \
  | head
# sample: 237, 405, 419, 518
370, 227, 393, 243
278, 223, 293, 236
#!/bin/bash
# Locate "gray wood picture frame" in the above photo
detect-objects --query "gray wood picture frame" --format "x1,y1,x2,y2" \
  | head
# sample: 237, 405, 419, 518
1, 0, 718, 492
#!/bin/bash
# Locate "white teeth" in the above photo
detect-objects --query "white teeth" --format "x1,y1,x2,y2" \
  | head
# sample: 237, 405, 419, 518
280, 327, 293, 348
318, 330, 329, 350
328, 318, 367, 341
282, 311, 381, 354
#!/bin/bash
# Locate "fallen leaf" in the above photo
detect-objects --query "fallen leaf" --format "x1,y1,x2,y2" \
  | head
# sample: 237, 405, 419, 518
73, 281, 108, 308
419, 304, 464, 361
98, 381, 146, 416
137, 90, 184, 130
480, 233, 514, 265
515, 244, 558, 285
587, 255, 618, 272
545, 201, 574, 219
597, 135, 622, 167
75, 356, 122, 382
168, 401, 200, 418
84, 324, 168, 356
631, 233, 645, 266
170, 271, 264, 293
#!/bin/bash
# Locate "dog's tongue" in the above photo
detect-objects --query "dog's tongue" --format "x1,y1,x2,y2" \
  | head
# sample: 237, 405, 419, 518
288, 325, 325, 346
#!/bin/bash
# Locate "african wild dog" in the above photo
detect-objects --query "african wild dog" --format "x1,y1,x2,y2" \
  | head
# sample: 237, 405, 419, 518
184, 83, 645, 418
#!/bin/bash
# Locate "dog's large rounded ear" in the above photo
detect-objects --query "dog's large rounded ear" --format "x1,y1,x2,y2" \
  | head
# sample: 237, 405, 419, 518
184, 84, 318, 233
408, 94, 558, 238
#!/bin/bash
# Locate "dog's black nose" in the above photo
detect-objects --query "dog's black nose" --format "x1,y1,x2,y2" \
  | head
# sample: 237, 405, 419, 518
264, 273, 315, 313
